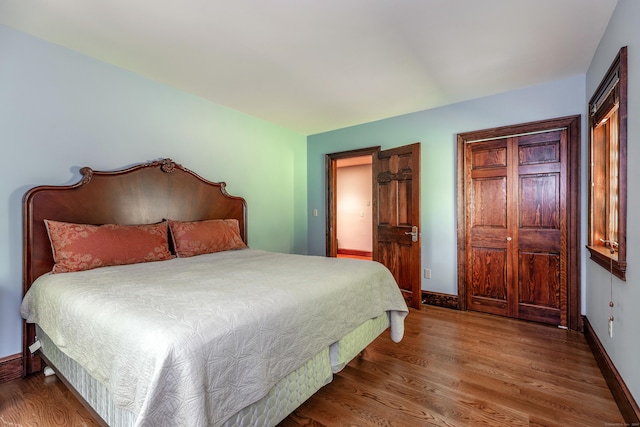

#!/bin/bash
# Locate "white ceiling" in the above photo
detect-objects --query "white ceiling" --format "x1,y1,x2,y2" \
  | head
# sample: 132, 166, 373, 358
0, 0, 617, 135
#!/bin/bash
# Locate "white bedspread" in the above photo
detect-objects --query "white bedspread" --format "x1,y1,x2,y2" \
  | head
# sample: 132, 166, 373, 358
21, 249, 408, 427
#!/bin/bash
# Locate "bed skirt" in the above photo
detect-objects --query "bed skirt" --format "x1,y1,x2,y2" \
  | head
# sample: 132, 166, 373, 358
35, 313, 390, 426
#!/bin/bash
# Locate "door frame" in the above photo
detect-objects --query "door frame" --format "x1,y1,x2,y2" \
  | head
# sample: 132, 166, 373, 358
456, 115, 582, 331
326, 146, 380, 257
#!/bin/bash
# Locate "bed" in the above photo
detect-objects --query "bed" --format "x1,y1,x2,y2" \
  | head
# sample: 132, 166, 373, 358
20, 158, 409, 427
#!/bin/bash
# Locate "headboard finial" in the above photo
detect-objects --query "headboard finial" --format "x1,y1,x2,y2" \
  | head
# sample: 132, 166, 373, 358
79, 167, 94, 184
160, 158, 177, 173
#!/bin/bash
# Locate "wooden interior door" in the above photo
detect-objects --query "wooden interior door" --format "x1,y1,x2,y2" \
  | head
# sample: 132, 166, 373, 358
459, 117, 580, 328
514, 131, 566, 324
465, 137, 512, 318
373, 143, 421, 309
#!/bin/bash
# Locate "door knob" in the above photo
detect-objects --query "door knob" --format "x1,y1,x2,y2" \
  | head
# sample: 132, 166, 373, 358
405, 226, 419, 242
506, 237, 512, 241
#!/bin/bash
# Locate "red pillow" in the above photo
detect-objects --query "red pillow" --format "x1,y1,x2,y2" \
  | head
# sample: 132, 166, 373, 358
45, 220, 173, 273
168, 219, 247, 258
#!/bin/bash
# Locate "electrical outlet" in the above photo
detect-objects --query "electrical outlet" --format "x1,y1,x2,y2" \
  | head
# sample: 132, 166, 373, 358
29, 340, 41, 354
424, 269, 431, 279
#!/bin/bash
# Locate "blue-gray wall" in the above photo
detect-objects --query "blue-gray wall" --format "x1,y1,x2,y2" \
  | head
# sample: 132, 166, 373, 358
308, 0, 639, 405
3, 1, 638, 407
308, 76, 586, 297
585, 0, 640, 405
0, 25, 307, 358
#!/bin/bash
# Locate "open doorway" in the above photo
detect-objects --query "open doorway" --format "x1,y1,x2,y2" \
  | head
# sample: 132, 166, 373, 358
326, 147, 379, 259
335, 155, 373, 260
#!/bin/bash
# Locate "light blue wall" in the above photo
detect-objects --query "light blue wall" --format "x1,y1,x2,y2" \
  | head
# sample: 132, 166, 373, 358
585, 0, 640, 405
308, 75, 585, 298
0, 25, 307, 358
5, 5, 636, 404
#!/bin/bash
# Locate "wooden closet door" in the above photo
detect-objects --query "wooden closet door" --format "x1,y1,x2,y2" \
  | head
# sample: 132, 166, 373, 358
467, 138, 511, 317
514, 131, 565, 325
466, 130, 565, 326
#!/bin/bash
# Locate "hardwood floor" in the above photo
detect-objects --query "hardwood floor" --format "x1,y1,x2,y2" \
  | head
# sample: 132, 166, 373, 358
281, 306, 622, 426
0, 307, 623, 426
0, 368, 100, 427
337, 254, 373, 261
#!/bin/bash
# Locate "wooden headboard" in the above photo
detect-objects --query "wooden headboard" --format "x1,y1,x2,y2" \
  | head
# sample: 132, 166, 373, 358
22, 158, 247, 375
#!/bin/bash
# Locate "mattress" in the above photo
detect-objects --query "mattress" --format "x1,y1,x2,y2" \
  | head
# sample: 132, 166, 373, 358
22, 249, 408, 427
36, 313, 390, 427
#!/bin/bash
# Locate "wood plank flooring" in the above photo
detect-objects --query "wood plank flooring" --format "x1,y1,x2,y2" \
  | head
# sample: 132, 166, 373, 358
280, 306, 622, 426
0, 368, 100, 427
337, 254, 373, 261
0, 306, 623, 426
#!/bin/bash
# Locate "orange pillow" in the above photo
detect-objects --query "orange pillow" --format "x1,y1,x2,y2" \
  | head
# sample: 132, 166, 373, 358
168, 219, 247, 258
45, 220, 173, 273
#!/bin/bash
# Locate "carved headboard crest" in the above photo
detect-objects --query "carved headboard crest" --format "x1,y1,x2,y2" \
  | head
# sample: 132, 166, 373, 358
160, 158, 177, 173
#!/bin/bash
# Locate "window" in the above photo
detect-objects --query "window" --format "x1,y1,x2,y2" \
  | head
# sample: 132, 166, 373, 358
588, 46, 627, 280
